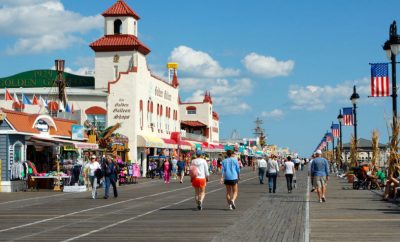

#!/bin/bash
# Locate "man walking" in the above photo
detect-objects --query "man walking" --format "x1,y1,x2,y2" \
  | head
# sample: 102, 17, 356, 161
256, 155, 267, 184
311, 150, 329, 203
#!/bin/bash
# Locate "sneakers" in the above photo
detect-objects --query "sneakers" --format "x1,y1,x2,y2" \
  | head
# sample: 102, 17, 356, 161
269, 188, 272, 193
319, 199, 323, 203
229, 204, 233, 210
310, 188, 315, 192
321, 197, 326, 202
197, 200, 202, 210
231, 200, 236, 210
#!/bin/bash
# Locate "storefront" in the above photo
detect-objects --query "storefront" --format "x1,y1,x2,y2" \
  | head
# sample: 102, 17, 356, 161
0, 108, 97, 192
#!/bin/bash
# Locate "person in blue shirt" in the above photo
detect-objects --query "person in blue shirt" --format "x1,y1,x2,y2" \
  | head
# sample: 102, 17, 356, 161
311, 150, 330, 203
220, 150, 241, 210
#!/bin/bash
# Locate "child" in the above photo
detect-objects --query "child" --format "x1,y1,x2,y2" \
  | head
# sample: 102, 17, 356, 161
132, 162, 141, 184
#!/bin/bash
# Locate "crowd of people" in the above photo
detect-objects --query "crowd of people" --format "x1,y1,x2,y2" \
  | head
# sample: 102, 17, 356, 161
82, 149, 333, 209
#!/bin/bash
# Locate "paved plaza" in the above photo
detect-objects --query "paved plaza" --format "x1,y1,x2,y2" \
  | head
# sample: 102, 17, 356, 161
0, 167, 399, 241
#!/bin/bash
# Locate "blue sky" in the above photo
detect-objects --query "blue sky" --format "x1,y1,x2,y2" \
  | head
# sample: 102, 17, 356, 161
0, 0, 400, 156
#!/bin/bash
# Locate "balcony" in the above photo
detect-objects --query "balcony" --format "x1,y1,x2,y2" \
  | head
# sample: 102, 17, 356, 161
181, 131, 208, 142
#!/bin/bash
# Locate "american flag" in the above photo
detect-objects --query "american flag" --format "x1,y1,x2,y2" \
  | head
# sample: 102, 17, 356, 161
331, 123, 340, 137
371, 63, 390, 97
325, 133, 333, 143
342, 107, 353, 126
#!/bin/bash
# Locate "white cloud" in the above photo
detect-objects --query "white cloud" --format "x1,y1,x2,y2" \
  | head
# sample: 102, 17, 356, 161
261, 109, 284, 119
185, 78, 253, 115
64, 67, 94, 76
242, 52, 294, 78
288, 78, 370, 111
169, 46, 240, 78
0, 0, 102, 54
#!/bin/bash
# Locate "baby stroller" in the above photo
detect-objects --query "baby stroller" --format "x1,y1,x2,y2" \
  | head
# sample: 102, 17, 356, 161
353, 166, 369, 190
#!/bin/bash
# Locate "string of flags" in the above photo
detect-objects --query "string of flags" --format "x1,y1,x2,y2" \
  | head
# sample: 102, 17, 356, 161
3, 89, 74, 114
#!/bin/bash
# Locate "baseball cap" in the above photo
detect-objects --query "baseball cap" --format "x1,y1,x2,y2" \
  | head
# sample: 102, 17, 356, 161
315, 150, 322, 155
91, 155, 97, 159
196, 150, 204, 156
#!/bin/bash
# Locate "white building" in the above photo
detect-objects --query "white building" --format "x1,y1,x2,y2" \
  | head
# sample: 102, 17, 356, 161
0, 0, 223, 176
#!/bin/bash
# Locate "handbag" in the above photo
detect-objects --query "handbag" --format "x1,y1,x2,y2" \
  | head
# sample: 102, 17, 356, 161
266, 172, 269, 178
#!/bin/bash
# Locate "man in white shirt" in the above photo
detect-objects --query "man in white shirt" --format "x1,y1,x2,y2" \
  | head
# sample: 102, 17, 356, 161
256, 156, 267, 184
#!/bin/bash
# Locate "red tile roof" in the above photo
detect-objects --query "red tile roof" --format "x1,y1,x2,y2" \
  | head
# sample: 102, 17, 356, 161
90, 35, 150, 55
1, 108, 81, 138
102, 0, 140, 20
85, 106, 107, 115
181, 121, 206, 127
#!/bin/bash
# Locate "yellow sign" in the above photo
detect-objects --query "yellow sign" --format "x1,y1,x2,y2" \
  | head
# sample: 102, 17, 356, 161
0, 112, 6, 121
167, 62, 179, 69
89, 135, 97, 144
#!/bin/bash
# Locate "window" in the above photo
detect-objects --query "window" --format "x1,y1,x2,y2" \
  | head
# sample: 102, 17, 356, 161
186, 106, 196, 115
114, 19, 122, 34
87, 115, 106, 132
140, 100, 143, 130
114, 65, 119, 79
14, 143, 22, 163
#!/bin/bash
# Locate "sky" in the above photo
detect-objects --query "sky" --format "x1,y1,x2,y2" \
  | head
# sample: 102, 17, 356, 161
0, 0, 400, 156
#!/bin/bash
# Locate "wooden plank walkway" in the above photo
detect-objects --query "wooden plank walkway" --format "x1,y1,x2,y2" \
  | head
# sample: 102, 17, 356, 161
0, 167, 309, 242
310, 175, 400, 242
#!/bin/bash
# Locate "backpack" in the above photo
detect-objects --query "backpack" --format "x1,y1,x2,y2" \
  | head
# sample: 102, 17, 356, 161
189, 165, 199, 179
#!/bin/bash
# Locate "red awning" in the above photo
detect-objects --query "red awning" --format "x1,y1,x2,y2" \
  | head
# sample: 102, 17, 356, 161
162, 138, 177, 145
181, 121, 206, 127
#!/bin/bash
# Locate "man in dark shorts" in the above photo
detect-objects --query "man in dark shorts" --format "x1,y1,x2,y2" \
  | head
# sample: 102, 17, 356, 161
220, 150, 241, 210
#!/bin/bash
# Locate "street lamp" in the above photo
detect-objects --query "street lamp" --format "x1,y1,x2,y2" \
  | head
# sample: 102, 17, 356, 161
350, 85, 360, 148
337, 110, 343, 162
383, 21, 400, 125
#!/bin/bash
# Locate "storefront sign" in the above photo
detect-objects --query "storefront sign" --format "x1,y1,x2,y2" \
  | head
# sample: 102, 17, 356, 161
72, 125, 85, 140
113, 98, 131, 120
155, 87, 172, 101
0, 70, 94, 88
63, 145, 77, 151
35, 119, 49, 132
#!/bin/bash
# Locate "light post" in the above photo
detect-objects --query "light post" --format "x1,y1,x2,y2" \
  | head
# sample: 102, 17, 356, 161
350, 85, 360, 147
383, 21, 400, 125
337, 110, 344, 164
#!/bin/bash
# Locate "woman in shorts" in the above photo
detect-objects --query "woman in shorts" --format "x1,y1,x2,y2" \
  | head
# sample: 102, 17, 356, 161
220, 150, 241, 210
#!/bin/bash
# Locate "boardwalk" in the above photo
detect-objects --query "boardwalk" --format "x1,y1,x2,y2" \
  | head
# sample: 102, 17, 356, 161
1, 167, 399, 241
310, 175, 400, 242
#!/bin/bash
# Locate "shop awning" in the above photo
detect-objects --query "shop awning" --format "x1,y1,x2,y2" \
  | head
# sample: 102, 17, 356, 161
137, 135, 164, 148
161, 138, 177, 149
31, 136, 99, 149
178, 140, 193, 150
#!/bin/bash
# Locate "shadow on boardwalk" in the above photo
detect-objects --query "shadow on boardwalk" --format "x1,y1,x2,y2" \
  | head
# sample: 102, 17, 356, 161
310, 176, 400, 242
212, 170, 308, 242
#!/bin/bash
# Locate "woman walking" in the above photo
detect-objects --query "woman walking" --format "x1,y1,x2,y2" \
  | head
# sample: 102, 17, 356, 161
85, 155, 101, 199
284, 156, 296, 193
220, 150, 241, 210
177, 157, 186, 183
267, 155, 280, 193
162, 158, 172, 184
191, 150, 209, 210
102, 155, 118, 199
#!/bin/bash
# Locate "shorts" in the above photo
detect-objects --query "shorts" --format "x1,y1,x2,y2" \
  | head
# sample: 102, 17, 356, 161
224, 179, 238, 185
192, 178, 206, 188
313, 176, 327, 188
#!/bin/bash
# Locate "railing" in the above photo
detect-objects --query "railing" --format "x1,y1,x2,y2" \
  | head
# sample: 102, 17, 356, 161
182, 132, 208, 142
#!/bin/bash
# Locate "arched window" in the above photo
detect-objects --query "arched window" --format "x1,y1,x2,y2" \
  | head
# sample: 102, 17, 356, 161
114, 19, 122, 34
186, 106, 196, 115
